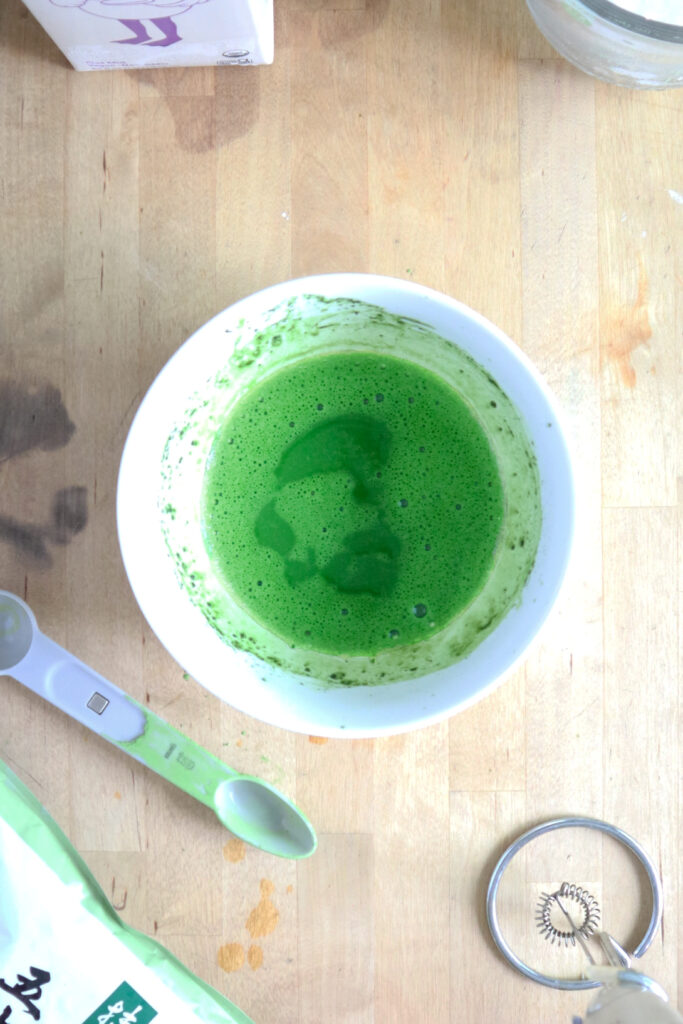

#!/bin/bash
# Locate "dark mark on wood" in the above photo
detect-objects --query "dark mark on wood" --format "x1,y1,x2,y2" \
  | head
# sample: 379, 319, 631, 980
0, 514, 52, 565
111, 876, 128, 912
0, 381, 87, 565
0, 380, 75, 462
0, 489, 88, 564
50, 486, 88, 543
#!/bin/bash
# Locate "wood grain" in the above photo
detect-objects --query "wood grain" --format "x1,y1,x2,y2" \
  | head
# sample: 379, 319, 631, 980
1, 0, 682, 1020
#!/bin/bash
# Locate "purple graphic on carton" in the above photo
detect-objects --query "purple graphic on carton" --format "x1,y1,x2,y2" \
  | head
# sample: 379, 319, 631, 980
48, 0, 212, 47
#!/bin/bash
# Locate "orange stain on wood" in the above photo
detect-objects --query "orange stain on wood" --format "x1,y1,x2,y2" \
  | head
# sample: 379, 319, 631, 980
113, 791, 121, 800
308, 736, 328, 744
247, 945, 264, 970
217, 942, 245, 973
286, 884, 293, 894
246, 879, 279, 938
602, 260, 652, 389
223, 838, 246, 863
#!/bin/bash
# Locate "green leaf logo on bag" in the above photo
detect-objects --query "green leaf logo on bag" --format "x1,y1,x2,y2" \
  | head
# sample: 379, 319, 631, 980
81, 982, 157, 1024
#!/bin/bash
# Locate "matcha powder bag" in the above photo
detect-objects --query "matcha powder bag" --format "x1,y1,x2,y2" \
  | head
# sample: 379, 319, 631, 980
0, 760, 254, 1024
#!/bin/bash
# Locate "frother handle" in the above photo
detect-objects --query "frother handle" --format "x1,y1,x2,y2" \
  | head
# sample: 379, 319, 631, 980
12, 630, 146, 742
580, 981, 683, 1023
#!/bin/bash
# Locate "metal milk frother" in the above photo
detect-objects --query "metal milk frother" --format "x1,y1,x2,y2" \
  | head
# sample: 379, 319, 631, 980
487, 816, 683, 1023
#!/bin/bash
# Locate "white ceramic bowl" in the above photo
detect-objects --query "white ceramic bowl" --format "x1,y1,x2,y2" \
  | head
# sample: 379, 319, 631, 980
117, 274, 574, 738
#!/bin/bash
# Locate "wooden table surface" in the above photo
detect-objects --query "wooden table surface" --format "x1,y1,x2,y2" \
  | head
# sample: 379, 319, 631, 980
1, 0, 682, 1020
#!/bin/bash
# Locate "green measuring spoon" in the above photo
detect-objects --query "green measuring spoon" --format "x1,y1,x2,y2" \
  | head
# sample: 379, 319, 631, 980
0, 590, 316, 859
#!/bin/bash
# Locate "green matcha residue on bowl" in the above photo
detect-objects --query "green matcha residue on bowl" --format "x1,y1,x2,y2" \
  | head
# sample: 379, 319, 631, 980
159, 294, 542, 687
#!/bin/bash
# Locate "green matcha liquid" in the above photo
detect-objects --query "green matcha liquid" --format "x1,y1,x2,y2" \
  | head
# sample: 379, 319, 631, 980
202, 351, 504, 657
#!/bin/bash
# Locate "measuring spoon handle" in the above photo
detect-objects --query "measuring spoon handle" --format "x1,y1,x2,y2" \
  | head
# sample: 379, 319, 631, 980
12, 629, 237, 808
13, 629, 146, 742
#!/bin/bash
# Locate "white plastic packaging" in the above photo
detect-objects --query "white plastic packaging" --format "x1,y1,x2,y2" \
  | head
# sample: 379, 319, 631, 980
0, 760, 254, 1024
20, 0, 273, 70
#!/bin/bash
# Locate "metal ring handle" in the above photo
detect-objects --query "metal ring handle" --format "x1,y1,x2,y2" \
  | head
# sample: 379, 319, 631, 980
486, 816, 663, 991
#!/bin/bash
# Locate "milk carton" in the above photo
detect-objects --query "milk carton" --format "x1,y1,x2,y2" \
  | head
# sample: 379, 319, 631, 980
21, 0, 274, 70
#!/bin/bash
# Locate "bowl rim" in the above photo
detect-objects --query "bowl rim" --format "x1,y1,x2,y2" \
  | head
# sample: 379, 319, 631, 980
117, 272, 575, 738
